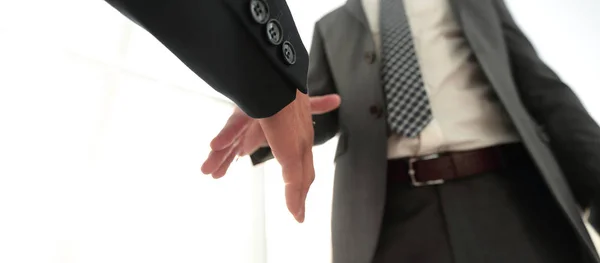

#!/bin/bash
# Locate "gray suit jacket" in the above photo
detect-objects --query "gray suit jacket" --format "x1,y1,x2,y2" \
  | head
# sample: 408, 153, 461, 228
253, 0, 600, 262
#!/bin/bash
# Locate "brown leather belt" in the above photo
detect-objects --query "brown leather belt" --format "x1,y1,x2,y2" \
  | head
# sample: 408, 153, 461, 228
387, 143, 529, 186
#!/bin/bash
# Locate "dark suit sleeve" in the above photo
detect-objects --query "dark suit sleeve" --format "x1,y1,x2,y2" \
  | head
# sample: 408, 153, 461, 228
105, 0, 308, 118
493, 0, 600, 224
251, 24, 340, 165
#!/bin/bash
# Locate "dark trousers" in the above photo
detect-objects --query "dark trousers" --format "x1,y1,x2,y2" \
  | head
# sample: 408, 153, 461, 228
373, 159, 588, 263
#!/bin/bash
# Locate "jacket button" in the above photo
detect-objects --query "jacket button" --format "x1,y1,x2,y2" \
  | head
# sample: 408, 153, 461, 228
282, 41, 296, 65
265, 19, 283, 45
369, 105, 383, 119
364, 51, 376, 64
250, 0, 270, 24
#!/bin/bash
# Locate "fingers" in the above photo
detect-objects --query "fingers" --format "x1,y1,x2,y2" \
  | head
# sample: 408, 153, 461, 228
211, 144, 240, 179
203, 107, 254, 177
300, 149, 315, 220
281, 161, 306, 223
282, 148, 315, 223
210, 108, 252, 151
259, 90, 315, 223
281, 147, 315, 223
203, 119, 267, 178
201, 140, 238, 175
310, 94, 341, 114
239, 123, 267, 156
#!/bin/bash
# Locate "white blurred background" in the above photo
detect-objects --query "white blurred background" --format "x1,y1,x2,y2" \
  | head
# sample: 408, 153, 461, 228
0, 0, 599, 262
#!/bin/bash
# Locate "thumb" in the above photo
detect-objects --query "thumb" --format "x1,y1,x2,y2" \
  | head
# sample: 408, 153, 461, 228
310, 94, 341, 115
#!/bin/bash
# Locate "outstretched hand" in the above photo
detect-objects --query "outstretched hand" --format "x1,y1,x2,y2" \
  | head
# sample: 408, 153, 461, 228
201, 92, 341, 222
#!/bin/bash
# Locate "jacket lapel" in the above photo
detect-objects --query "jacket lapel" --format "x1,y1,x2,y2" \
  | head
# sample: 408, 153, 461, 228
448, 0, 513, 99
345, 0, 369, 28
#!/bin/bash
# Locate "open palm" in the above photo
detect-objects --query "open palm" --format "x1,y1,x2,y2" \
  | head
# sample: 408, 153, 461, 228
202, 94, 341, 177
201, 93, 341, 222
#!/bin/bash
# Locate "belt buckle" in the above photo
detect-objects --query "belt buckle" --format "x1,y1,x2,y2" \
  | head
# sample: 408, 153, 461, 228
408, 153, 445, 187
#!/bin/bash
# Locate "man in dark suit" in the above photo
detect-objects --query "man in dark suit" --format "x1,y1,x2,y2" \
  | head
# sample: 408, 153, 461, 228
105, 0, 315, 222
204, 0, 600, 262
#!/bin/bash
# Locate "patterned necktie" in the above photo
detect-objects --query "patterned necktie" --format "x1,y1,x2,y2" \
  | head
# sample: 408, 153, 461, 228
380, 0, 432, 137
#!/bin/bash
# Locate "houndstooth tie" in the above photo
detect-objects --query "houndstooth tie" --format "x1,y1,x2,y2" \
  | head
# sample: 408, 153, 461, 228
380, 0, 432, 137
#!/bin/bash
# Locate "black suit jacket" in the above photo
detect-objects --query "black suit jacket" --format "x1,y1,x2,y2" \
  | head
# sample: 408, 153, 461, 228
106, 0, 308, 118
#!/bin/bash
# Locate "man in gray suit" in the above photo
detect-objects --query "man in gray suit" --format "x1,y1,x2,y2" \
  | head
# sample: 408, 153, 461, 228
204, 0, 600, 262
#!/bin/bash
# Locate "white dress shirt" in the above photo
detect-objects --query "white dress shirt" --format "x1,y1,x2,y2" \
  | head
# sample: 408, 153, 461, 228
361, 0, 520, 159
